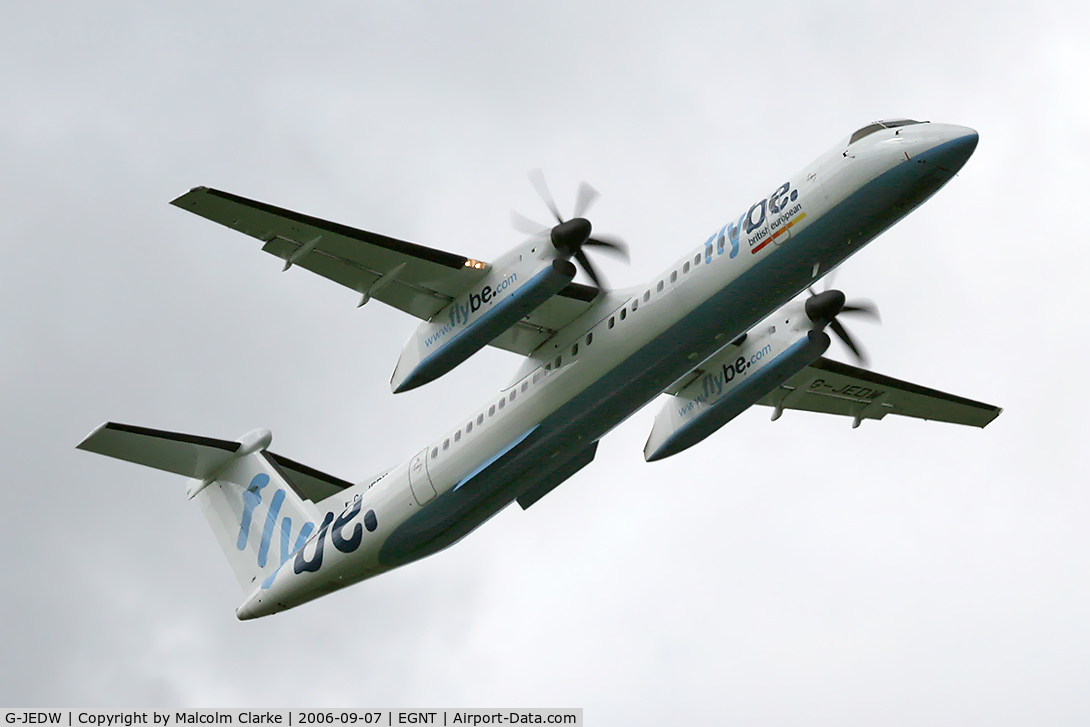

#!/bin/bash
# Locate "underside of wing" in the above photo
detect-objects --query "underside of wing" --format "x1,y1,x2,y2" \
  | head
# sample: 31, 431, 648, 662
758, 357, 1002, 427
171, 186, 489, 320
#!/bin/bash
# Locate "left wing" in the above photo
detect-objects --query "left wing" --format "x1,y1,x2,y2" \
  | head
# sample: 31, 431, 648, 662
757, 357, 1002, 428
172, 186, 487, 320
171, 187, 598, 355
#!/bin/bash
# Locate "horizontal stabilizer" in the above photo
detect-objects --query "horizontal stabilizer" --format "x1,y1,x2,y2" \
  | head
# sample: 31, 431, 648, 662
265, 452, 354, 504
77, 422, 244, 480
77, 422, 353, 504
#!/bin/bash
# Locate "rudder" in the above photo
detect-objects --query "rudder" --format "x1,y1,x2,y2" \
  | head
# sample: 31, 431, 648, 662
193, 449, 320, 591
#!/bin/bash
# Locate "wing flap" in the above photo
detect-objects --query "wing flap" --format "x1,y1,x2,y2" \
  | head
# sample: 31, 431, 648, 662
758, 357, 1002, 427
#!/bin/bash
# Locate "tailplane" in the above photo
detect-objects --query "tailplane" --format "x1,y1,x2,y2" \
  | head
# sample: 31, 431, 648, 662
77, 423, 352, 592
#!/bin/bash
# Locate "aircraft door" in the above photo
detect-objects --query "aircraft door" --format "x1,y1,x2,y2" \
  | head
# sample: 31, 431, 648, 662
408, 448, 437, 506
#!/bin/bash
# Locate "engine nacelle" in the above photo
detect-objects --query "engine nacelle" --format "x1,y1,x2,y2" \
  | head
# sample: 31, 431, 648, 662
644, 315, 830, 461
391, 258, 576, 392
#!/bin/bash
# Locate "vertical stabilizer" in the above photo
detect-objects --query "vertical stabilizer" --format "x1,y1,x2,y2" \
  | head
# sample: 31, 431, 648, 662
77, 423, 324, 592
194, 450, 321, 591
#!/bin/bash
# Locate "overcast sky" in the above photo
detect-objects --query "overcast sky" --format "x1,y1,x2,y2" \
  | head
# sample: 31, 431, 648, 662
2, 1, 1088, 722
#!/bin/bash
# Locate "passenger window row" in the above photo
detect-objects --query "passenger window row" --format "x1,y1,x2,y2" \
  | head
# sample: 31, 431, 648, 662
428, 244, 717, 462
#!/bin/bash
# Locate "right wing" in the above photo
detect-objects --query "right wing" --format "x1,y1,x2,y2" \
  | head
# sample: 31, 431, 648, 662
757, 357, 1002, 427
171, 187, 598, 355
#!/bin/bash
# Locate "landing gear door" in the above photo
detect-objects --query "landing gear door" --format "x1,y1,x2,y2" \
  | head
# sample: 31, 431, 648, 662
408, 448, 437, 506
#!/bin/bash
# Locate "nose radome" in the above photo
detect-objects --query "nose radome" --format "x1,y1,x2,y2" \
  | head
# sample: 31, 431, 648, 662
931, 126, 979, 174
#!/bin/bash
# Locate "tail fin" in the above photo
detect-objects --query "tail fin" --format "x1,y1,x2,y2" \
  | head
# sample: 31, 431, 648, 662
77, 423, 351, 592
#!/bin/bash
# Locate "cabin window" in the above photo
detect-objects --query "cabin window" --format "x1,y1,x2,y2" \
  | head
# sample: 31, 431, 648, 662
489, 405, 496, 417
477, 413, 484, 425
608, 317, 615, 329
443, 439, 449, 450
717, 235, 725, 254
694, 254, 701, 266
466, 421, 473, 433
510, 390, 516, 402
586, 332, 593, 346
683, 262, 690, 274
533, 372, 540, 384
620, 308, 627, 321
670, 271, 677, 283
555, 355, 562, 368
431, 448, 438, 459
521, 381, 528, 393
632, 299, 638, 312
643, 291, 650, 302
454, 431, 461, 443
571, 343, 578, 356
657, 280, 664, 292
498, 398, 505, 410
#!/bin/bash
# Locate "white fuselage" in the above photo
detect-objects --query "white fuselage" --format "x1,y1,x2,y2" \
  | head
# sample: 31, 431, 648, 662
238, 122, 979, 619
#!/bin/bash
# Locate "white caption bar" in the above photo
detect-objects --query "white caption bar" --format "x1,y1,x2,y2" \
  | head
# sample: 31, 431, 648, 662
1, 710, 582, 727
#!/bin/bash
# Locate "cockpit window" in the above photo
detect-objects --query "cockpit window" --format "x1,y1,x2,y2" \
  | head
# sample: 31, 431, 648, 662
879, 118, 924, 129
849, 123, 884, 144
849, 119, 927, 145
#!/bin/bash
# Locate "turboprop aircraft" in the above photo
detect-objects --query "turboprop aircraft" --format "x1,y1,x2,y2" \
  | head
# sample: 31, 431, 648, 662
78, 119, 1001, 620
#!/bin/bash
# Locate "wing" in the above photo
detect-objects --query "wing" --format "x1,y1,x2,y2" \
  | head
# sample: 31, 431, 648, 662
757, 357, 1002, 428
171, 187, 596, 355
172, 186, 486, 320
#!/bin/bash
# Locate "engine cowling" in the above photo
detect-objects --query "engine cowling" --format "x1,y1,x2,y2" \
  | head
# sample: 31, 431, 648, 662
391, 258, 576, 393
644, 309, 831, 461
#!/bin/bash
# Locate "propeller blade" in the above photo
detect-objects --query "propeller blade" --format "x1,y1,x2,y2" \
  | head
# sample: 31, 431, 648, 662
585, 235, 630, 261
574, 248, 605, 290
511, 210, 549, 235
841, 299, 881, 322
829, 318, 868, 367
573, 182, 600, 219
822, 266, 839, 292
528, 169, 564, 224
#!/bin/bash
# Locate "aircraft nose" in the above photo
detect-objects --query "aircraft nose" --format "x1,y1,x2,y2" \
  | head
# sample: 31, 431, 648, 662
928, 126, 979, 174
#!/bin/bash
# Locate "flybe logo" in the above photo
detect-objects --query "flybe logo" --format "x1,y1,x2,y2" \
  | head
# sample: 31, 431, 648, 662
236, 473, 378, 590
424, 273, 519, 349
237, 473, 314, 570
703, 182, 802, 263
448, 273, 517, 327
744, 181, 805, 254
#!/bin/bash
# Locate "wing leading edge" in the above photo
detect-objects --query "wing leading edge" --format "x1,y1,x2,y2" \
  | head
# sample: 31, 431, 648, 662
757, 357, 1002, 428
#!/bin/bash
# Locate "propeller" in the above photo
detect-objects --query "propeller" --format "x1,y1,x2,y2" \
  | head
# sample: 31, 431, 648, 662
804, 283, 880, 366
512, 169, 629, 291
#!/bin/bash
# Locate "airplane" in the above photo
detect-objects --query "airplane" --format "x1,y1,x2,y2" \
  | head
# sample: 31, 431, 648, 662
78, 118, 1002, 620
